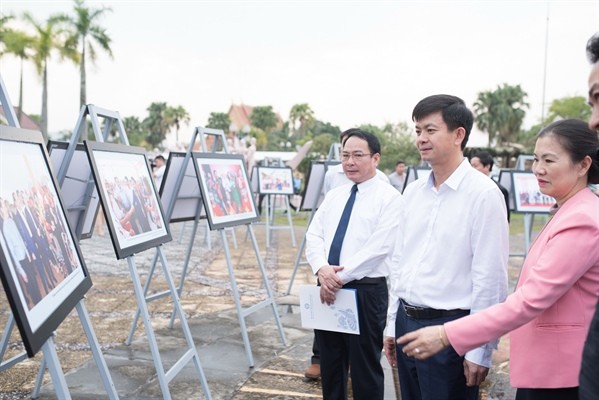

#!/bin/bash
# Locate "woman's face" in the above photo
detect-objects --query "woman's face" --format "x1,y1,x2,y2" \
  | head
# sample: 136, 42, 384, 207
533, 134, 588, 206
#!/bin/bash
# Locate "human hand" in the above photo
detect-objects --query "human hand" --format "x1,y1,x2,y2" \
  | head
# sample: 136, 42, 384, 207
463, 360, 488, 387
317, 265, 344, 305
383, 336, 397, 367
396, 325, 449, 359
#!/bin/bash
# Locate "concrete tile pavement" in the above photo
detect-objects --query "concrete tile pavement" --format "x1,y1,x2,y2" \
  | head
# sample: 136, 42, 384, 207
28, 219, 523, 399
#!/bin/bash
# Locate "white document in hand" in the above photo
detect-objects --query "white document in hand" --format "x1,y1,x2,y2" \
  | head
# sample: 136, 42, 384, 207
299, 285, 360, 335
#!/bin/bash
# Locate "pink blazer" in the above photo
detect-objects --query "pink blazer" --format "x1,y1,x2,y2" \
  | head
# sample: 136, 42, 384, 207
445, 188, 599, 388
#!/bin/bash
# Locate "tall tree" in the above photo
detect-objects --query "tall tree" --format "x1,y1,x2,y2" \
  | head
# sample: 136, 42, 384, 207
474, 83, 529, 147
22, 12, 78, 140
1, 28, 34, 122
123, 115, 147, 147
143, 102, 170, 149
289, 103, 315, 137
250, 105, 277, 133
206, 112, 231, 132
59, 0, 112, 138
165, 105, 190, 145
546, 96, 591, 123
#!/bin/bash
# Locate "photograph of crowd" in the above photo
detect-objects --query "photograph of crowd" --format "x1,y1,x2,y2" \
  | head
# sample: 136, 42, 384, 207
85, 142, 170, 259
257, 166, 294, 195
512, 171, 556, 213
194, 154, 259, 230
0, 133, 90, 344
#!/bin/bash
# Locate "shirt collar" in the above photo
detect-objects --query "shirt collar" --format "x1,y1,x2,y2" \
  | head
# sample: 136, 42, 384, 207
355, 175, 378, 193
426, 158, 470, 191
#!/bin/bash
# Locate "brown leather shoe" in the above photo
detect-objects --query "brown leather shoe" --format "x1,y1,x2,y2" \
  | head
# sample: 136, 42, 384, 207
304, 363, 320, 379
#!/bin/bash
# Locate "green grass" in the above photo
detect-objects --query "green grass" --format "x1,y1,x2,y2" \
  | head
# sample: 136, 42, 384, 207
509, 213, 548, 235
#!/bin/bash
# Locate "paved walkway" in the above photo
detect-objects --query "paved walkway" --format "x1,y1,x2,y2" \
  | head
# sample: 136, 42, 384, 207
8, 216, 523, 399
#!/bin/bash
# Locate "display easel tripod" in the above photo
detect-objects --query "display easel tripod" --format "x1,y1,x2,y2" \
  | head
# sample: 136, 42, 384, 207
128, 126, 287, 367
58, 104, 211, 400
0, 78, 118, 399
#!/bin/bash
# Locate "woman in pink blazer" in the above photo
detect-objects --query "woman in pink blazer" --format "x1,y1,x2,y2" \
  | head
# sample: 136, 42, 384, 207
397, 119, 599, 400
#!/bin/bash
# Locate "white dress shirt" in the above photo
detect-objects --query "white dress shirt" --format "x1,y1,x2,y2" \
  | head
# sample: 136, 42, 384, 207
306, 175, 403, 284
323, 164, 390, 194
387, 158, 509, 367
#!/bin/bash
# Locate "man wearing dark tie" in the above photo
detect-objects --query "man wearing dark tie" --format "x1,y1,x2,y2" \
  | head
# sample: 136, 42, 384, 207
305, 128, 403, 399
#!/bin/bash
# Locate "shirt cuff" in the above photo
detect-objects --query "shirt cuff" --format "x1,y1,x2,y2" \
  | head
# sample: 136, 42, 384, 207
464, 346, 493, 368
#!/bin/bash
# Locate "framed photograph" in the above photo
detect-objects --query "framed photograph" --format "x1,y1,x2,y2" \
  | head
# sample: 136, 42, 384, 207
498, 169, 515, 211
192, 153, 259, 230
84, 141, 171, 259
47, 141, 101, 240
515, 154, 535, 171
0, 126, 92, 357
159, 152, 206, 223
299, 161, 326, 211
256, 166, 294, 195
511, 170, 556, 214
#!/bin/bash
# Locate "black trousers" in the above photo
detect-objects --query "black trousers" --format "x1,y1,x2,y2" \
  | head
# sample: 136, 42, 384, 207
515, 387, 578, 400
580, 299, 599, 400
315, 278, 388, 400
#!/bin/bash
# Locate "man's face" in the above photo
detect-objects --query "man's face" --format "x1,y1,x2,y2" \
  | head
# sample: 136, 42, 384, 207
395, 163, 406, 175
341, 136, 379, 184
588, 62, 599, 131
414, 111, 463, 166
470, 157, 490, 176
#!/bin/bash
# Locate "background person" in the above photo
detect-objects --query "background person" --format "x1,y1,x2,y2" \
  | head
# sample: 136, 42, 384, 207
384, 94, 509, 400
470, 151, 511, 222
305, 129, 403, 399
398, 119, 599, 400
580, 31, 599, 400
388, 160, 407, 192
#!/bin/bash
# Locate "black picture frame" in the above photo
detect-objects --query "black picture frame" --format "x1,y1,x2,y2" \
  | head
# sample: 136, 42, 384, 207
84, 140, 172, 259
256, 166, 294, 195
511, 170, 556, 214
192, 153, 259, 230
47, 140, 101, 240
0, 126, 92, 357
159, 152, 206, 223
498, 169, 515, 211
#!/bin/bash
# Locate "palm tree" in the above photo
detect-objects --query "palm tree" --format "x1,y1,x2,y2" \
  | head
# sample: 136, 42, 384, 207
474, 84, 528, 147
59, 0, 112, 138
289, 103, 315, 137
1, 28, 34, 122
22, 12, 78, 141
165, 105, 190, 145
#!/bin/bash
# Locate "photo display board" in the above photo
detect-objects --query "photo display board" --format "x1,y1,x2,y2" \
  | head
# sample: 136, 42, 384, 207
299, 161, 325, 211
256, 166, 294, 195
192, 153, 259, 230
159, 152, 206, 223
498, 169, 515, 211
511, 170, 556, 213
47, 141, 100, 240
0, 126, 92, 356
84, 141, 172, 259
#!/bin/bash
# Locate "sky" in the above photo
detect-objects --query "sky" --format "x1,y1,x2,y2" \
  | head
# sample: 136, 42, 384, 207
1, 0, 598, 147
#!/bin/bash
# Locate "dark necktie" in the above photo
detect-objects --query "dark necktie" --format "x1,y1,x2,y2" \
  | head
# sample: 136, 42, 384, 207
328, 184, 358, 266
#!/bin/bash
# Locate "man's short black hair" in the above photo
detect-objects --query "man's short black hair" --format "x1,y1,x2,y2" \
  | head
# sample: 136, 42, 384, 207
412, 94, 474, 150
472, 151, 494, 170
341, 128, 381, 155
586, 32, 599, 64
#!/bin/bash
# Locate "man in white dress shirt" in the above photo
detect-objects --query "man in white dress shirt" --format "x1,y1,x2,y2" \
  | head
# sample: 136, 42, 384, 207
384, 95, 509, 400
306, 128, 403, 399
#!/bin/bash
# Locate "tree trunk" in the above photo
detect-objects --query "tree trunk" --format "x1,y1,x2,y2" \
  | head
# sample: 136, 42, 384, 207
40, 61, 48, 142
17, 57, 24, 125
80, 43, 88, 141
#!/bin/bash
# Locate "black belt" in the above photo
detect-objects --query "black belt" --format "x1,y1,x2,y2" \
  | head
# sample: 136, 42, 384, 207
400, 299, 469, 320
346, 277, 386, 286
